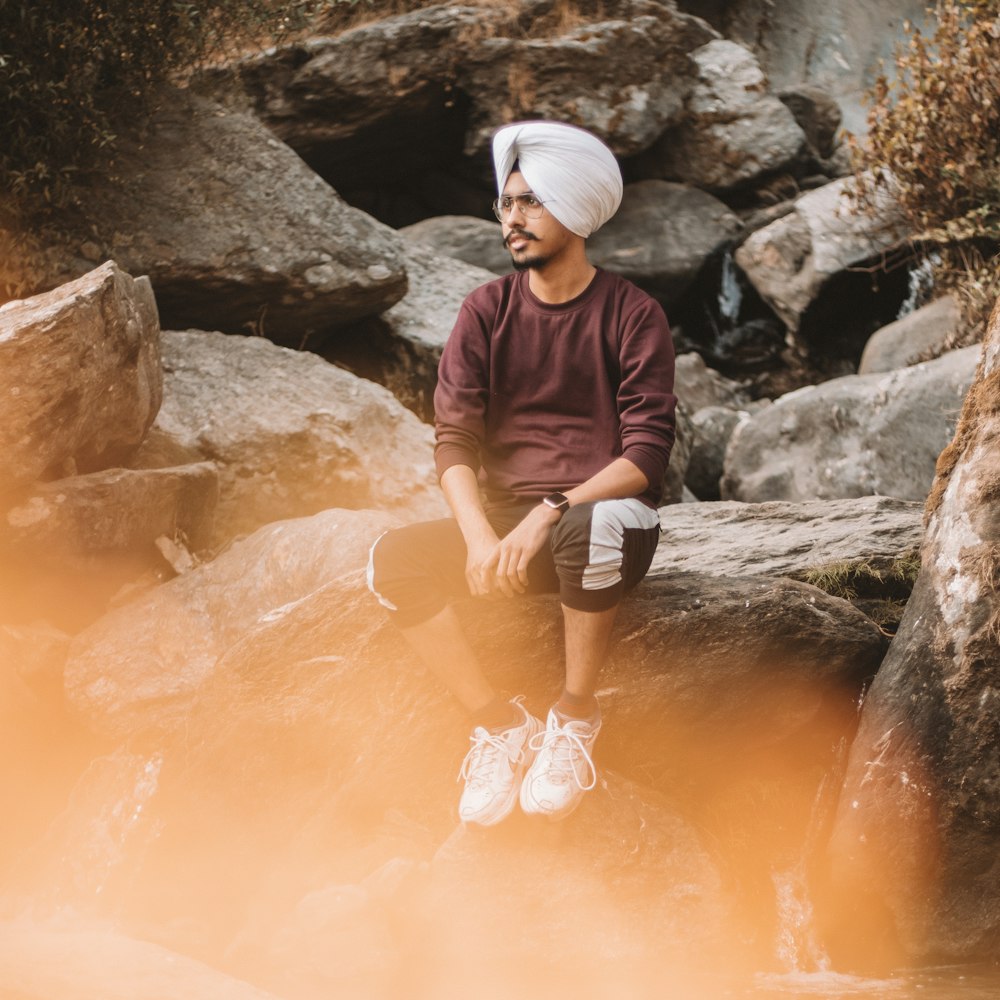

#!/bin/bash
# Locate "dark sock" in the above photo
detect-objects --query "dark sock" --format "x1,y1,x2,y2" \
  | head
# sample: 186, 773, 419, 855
470, 696, 521, 733
554, 689, 599, 721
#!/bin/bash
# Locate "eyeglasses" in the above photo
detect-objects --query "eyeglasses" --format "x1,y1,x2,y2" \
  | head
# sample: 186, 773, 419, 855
492, 193, 548, 221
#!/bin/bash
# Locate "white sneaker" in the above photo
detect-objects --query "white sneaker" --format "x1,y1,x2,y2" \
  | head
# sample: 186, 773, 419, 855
519, 708, 601, 820
457, 698, 544, 826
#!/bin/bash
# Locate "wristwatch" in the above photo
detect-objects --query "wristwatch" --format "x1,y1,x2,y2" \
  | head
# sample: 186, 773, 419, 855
542, 492, 571, 515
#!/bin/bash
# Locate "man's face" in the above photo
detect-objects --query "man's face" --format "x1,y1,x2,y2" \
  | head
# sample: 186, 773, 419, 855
499, 171, 573, 272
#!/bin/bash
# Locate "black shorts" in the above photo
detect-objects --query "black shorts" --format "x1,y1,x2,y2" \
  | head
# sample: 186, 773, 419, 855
367, 498, 660, 628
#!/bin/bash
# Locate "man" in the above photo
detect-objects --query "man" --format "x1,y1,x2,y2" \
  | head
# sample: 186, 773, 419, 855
368, 120, 676, 826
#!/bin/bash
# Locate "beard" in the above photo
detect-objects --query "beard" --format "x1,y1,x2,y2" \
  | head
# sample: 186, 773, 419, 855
504, 229, 548, 270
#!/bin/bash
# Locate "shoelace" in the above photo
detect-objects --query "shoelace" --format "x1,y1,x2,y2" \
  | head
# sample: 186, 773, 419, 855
527, 722, 597, 791
458, 729, 523, 788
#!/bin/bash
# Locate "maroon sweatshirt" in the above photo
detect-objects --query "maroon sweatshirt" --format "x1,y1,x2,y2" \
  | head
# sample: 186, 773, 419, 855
433, 267, 677, 509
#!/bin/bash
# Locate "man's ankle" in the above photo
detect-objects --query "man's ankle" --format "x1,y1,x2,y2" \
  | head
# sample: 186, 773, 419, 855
469, 695, 522, 733
554, 689, 599, 722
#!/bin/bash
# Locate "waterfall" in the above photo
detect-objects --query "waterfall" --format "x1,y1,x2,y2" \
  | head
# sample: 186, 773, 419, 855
718, 248, 743, 325
896, 253, 941, 319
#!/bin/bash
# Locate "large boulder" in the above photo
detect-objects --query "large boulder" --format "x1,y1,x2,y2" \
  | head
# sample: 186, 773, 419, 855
223, 1, 717, 221
859, 294, 962, 374
734, 176, 907, 336
0, 262, 161, 493
400, 216, 512, 276
819, 301, 1000, 967
638, 40, 806, 190
685, 404, 747, 499
686, 0, 932, 136
721, 345, 979, 503
587, 180, 742, 304
323, 238, 495, 421
57, 505, 884, 972
654, 496, 923, 580
674, 351, 751, 413
139, 330, 445, 547
1, 91, 407, 344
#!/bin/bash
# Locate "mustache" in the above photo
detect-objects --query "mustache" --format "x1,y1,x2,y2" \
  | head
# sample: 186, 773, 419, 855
504, 229, 538, 247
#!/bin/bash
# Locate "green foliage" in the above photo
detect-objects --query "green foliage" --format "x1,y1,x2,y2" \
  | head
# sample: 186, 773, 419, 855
0, 0, 328, 214
849, 0, 1000, 341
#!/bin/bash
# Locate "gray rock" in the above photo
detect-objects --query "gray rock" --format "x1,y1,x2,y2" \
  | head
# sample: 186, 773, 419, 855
734, 176, 907, 333
0, 463, 218, 562
653, 496, 923, 580
400, 216, 512, 275
587, 181, 742, 303
698, 0, 932, 137
0, 262, 161, 491
778, 84, 843, 160
675, 351, 750, 413
821, 316, 1000, 965
140, 330, 446, 547
638, 40, 806, 190
324, 237, 496, 421
228, 1, 717, 162
859, 295, 962, 374
8, 91, 407, 344
721, 345, 979, 503
685, 405, 746, 500
661, 403, 694, 506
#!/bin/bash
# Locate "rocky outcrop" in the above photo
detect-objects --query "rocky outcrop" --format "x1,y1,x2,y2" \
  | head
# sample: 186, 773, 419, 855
734, 176, 906, 335
141, 330, 445, 547
859, 295, 962, 374
638, 40, 806, 190
685, 405, 747, 499
587, 180, 742, 304
778, 84, 843, 161
653, 496, 922, 580
674, 351, 751, 413
2, 91, 407, 345
322, 237, 495, 421
820, 302, 1000, 967
228, 1, 718, 172
721, 346, 979, 503
685, 0, 932, 136
0, 262, 161, 493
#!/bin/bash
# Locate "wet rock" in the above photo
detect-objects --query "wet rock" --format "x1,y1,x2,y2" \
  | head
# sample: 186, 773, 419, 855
721, 345, 979, 503
400, 216, 512, 275
139, 330, 445, 547
637, 40, 806, 190
734, 176, 906, 335
821, 306, 1000, 966
587, 181, 742, 304
4, 91, 407, 344
323, 237, 495, 421
0, 262, 161, 493
859, 295, 961, 374
653, 496, 923, 580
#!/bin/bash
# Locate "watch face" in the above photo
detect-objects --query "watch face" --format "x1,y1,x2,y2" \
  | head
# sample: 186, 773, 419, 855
544, 492, 569, 511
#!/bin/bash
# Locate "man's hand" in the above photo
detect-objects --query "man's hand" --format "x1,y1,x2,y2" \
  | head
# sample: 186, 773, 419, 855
464, 527, 502, 596
484, 504, 561, 597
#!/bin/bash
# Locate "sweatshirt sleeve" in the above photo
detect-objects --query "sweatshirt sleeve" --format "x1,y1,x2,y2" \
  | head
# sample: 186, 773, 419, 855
618, 297, 677, 491
433, 300, 490, 481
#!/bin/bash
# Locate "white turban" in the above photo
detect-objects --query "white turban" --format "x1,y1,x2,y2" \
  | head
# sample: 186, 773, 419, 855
492, 120, 623, 238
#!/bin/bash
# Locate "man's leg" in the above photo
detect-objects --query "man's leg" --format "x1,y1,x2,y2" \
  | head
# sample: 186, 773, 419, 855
521, 498, 659, 819
367, 511, 547, 826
